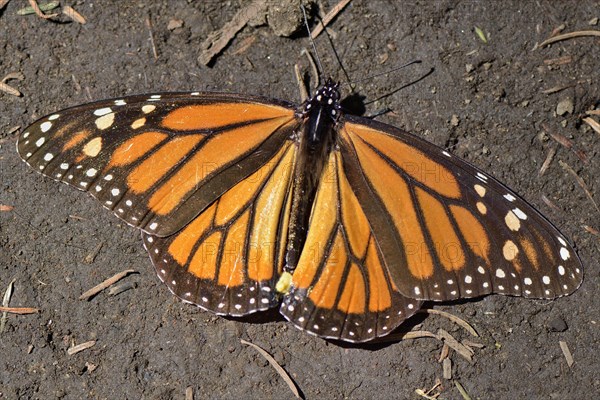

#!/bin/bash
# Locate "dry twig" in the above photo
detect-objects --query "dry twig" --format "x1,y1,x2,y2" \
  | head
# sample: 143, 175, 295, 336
539, 144, 558, 176
83, 242, 104, 264
415, 381, 442, 400
1, 72, 25, 97
559, 340, 574, 367
583, 224, 599, 236
146, 14, 158, 60
455, 381, 472, 400
198, 0, 267, 65
437, 329, 474, 363
541, 194, 561, 213
67, 340, 96, 355
241, 339, 301, 399
559, 160, 599, 213
543, 124, 588, 164
419, 308, 479, 337
310, 0, 352, 39
0, 306, 39, 314
79, 269, 136, 300
583, 117, 600, 135
539, 30, 600, 47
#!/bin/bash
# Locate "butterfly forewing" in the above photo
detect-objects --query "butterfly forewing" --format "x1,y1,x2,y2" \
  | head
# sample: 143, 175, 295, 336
17, 93, 297, 237
338, 115, 583, 302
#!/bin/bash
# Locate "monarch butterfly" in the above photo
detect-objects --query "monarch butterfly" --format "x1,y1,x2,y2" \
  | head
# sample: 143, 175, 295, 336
17, 75, 583, 342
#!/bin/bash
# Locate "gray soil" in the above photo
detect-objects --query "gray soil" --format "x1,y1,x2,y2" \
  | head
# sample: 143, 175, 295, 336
1, 1, 598, 399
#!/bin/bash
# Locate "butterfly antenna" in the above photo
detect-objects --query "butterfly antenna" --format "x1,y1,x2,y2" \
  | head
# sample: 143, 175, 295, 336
312, 11, 355, 93
364, 66, 434, 106
301, 5, 325, 87
353, 60, 423, 84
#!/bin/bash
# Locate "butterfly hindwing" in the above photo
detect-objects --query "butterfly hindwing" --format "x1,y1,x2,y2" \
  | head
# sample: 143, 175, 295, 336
142, 142, 297, 315
280, 152, 423, 342
338, 115, 583, 302
17, 93, 297, 237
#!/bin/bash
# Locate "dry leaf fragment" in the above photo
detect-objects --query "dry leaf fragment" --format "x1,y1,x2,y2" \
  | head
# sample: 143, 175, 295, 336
63, 5, 86, 24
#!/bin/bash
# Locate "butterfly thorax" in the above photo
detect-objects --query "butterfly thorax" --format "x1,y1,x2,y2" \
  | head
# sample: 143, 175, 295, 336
283, 80, 341, 277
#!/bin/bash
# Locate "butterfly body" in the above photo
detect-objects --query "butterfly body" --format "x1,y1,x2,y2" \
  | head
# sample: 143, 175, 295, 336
285, 79, 340, 274
17, 80, 583, 342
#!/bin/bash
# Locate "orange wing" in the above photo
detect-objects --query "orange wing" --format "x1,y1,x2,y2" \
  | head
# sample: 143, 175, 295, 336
17, 93, 297, 237
280, 151, 423, 342
142, 142, 296, 315
337, 115, 583, 302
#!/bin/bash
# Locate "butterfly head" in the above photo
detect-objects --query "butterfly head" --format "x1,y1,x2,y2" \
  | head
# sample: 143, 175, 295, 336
301, 78, 341, 121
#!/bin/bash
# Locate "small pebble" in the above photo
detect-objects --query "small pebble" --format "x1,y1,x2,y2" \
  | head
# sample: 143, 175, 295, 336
167, 19, 184, 31
548, 317, 568, 332
556, 97, 574, 116
450, 114, 460, 126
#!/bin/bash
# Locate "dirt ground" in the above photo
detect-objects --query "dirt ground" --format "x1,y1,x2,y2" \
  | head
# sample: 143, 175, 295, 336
1, 1, 598, 399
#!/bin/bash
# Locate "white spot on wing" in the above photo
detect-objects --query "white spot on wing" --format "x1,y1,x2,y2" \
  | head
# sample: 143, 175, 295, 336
40, 121, 52, 132
142, 104, 156, 114
474, 184, 486, 197
504, 210, 521, 231
512, 208, 527, 220
504, 193, 516, 202
93, 107, 112, 116
560, 247, 570, 260
83, 137, 103, 157
86, 168, 98, 177
131, 117, 146, 129
95, 113, 115, 130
